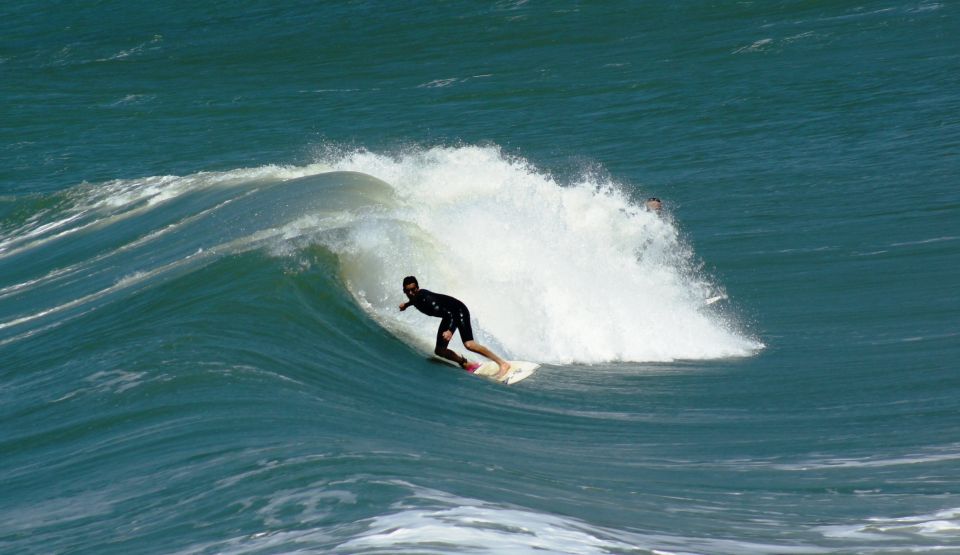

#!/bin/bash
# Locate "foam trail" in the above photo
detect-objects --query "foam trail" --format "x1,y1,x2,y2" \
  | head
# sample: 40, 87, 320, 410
316, 145, 762, 363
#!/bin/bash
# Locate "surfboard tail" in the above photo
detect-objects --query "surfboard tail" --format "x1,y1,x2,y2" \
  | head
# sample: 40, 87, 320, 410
472, 361, 540, 384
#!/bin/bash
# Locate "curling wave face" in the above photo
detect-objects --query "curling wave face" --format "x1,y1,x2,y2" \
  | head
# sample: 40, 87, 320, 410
0, 145, 761, 362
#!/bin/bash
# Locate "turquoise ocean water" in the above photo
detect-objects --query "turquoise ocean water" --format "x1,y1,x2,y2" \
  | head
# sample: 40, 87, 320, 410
3, 2, 959, 553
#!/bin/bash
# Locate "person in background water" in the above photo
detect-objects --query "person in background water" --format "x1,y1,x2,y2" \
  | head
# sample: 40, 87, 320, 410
399, 276, 511, 379
646, 197, 662, 213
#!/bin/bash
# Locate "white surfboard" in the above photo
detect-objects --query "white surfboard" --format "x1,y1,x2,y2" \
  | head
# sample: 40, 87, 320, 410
704, 293, 728, 306
470, 360, 540, 385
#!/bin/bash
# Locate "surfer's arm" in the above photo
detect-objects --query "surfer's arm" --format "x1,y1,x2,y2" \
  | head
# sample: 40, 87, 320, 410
399, 301, 411, 311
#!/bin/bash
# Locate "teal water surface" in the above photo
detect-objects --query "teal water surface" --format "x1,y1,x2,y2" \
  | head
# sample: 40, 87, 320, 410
3, 2, 959, 554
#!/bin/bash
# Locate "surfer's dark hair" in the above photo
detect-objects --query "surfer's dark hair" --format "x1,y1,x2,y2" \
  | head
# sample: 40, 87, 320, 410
403, 276, 418, 288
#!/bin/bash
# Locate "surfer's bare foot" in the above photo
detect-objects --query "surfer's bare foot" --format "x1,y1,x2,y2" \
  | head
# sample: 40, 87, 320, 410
494, 363, 511, 380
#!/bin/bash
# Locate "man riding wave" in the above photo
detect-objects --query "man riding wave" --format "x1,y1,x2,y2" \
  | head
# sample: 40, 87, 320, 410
399, 276, 511, 380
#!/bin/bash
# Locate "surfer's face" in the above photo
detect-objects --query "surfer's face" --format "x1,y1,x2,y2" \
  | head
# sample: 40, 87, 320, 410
403, 284, 419, 298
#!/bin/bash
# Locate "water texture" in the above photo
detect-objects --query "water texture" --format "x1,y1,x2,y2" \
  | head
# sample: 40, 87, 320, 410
2, 2, 958, 554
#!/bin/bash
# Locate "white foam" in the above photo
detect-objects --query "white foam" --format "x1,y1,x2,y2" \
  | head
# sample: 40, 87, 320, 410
819, 506, 960, 541
338, 502, 642, 554
733, 38, 774, 54
84, 369, 149, 394
95, 34, 163, 62
774, 445, 960, 470
318, 145, 762, 364
174, 481, 832, 555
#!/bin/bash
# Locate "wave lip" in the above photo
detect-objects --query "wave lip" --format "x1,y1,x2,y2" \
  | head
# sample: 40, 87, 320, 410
0, 166, 388, 347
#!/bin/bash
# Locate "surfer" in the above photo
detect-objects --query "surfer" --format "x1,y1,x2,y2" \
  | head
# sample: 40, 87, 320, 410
645, 197, 662, 213
399, 276, 511, 379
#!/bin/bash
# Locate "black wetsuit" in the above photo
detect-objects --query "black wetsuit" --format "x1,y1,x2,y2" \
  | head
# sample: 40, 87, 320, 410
409, 289, 475, 344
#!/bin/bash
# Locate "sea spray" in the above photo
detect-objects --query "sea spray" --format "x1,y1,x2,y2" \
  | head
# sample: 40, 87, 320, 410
317, 145, 762, 363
